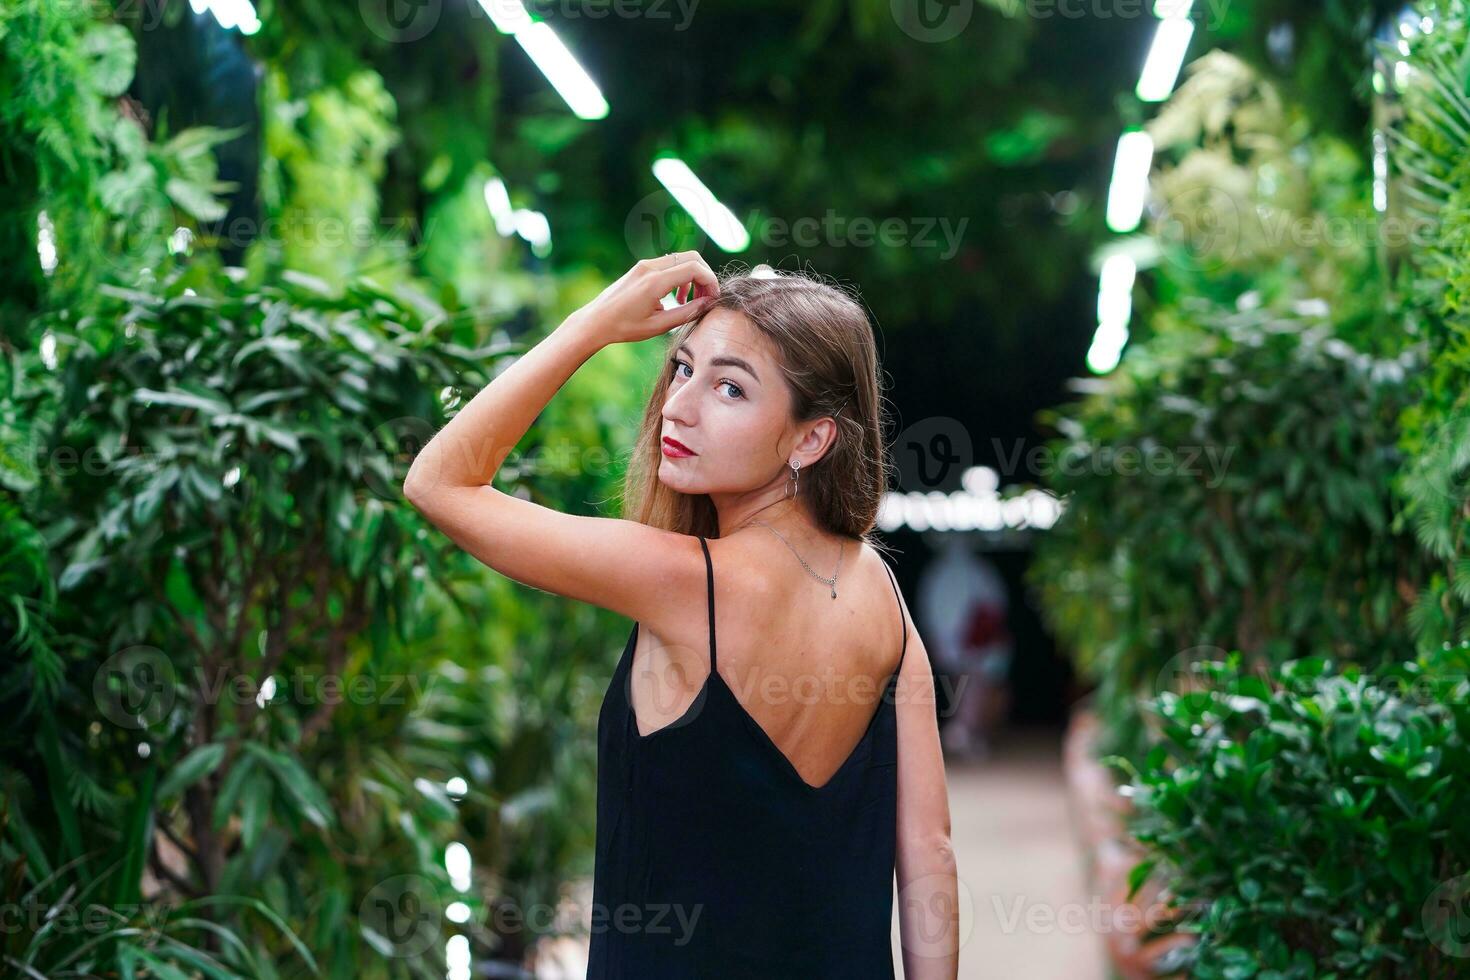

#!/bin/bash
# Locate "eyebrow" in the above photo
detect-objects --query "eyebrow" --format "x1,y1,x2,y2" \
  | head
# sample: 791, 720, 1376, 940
676, 343, 761, 385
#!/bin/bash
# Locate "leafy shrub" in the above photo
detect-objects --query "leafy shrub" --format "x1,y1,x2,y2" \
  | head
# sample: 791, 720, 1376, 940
1114, 645, 1470, 979
4, 238, 646, 972
1031, 297, 1427, 761
2, 255, 507, 975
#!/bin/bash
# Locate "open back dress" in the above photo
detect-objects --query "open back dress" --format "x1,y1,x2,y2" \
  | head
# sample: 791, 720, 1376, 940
586, 534, 909, 978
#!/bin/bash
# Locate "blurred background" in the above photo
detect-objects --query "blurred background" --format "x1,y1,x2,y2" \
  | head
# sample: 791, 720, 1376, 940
4, 0, 1470, 976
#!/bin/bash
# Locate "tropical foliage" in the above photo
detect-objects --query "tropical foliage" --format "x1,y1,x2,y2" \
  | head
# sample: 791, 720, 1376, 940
1115, 646, 1470, 979
1033, 1, 1470, 973
0, 1, 633, 974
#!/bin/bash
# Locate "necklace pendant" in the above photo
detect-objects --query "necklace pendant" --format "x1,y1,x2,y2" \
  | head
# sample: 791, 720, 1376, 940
831, 586, 837, 599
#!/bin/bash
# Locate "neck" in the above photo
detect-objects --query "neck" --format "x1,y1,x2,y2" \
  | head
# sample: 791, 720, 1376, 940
713, 490, 811, 538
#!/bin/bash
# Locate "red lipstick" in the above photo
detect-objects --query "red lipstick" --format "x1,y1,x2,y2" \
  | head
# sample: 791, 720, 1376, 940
662, 436, 697, 458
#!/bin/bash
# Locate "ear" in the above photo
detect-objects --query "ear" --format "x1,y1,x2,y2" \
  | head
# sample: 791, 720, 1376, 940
793, 415, 840, 466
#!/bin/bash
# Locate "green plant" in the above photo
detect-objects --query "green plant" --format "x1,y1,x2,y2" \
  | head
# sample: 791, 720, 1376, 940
0, 0, 236, 331
253, 66, 406, 285
4, 240, 648, 973
1199, 0, 1404, 143
1384, 0, 1470, 651
3, 254, 513, 975
1138, 49, 1393, 352
1113, 646, 1470, 978
1031, 297, 1426, 762
1, 790, 318, 979
1035, 24, 1435, 766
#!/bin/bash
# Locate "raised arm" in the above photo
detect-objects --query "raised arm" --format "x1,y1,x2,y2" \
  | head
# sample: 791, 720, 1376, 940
893, 593, 961, 979
402, 252, 720, 627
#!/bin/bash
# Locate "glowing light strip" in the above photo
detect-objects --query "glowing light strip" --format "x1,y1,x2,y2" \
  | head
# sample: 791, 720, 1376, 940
875, 467, 1065, 534
477, 1, 609, 120
651, 157, 750, 252
484, 174, 552, 255
1104, 130, 1153, 233
1087, 254, 1137, 374
1136, 17, 1195, 102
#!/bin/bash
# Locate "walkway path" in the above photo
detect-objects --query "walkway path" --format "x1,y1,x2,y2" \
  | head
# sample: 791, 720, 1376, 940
936, 724, 1105, 978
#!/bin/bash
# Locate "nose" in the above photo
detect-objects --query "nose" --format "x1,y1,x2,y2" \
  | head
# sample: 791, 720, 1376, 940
661, 375, 697, 426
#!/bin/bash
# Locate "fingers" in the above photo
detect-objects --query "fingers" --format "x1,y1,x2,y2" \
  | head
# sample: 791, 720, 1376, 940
646, 290, 715, 335
639, 252, 719, 299
649, 257, 720, 302
643, 250, 703, 271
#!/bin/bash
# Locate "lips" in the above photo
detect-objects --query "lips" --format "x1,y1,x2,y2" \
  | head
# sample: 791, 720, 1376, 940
662, 436, 697, 457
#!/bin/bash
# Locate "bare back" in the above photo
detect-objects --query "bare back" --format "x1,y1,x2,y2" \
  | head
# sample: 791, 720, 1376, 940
629, 535, 907, 791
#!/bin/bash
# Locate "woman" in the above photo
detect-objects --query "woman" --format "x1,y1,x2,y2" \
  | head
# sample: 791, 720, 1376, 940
404, 251, 959, 978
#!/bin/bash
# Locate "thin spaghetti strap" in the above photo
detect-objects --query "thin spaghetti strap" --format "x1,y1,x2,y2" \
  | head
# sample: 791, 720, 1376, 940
698, 536, 717, 671
882, 560, 908, 672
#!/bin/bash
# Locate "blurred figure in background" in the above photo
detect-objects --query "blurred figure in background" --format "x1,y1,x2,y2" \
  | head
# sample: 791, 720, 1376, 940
919, 536, 1014, 760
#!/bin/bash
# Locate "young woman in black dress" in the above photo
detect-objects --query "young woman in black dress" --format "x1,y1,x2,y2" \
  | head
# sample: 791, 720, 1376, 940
405, 251, 960, 978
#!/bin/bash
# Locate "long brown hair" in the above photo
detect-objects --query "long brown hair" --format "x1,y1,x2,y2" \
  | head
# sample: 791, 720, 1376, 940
619, 263, 896, 553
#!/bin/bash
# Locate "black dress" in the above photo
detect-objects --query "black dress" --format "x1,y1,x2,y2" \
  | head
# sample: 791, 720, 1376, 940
586, 534, 910, 978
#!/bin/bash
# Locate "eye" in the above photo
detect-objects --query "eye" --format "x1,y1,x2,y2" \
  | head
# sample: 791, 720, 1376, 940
669, 357, 745, 400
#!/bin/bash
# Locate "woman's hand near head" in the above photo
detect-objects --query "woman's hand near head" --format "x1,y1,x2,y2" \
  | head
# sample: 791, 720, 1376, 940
405, 250, 724, 630
561, 251, 721, 347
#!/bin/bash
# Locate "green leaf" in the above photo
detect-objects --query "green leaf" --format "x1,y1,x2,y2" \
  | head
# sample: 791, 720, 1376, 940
132, 946, 204, 980
1126, 857, 1157, 901
82, 23, 137, 97
159, 743, 227, 800
114, 763, 158, 907
212, 755, 259, 829
134, 387, 233, 416
166, 176, 230, 223
244, 743, 334, 830
176, 894, 320, 975
240, 768, 273, 851
98, 163, 156, 214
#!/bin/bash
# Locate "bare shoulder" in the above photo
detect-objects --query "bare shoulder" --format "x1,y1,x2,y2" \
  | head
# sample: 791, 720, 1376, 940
853, 539, 911, 611
699, 530, 793, 604
862, 546, 927, 687
632, 532, 733, 654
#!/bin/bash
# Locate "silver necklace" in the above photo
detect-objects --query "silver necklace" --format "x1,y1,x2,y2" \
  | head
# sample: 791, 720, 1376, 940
744, 520, 844, 599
